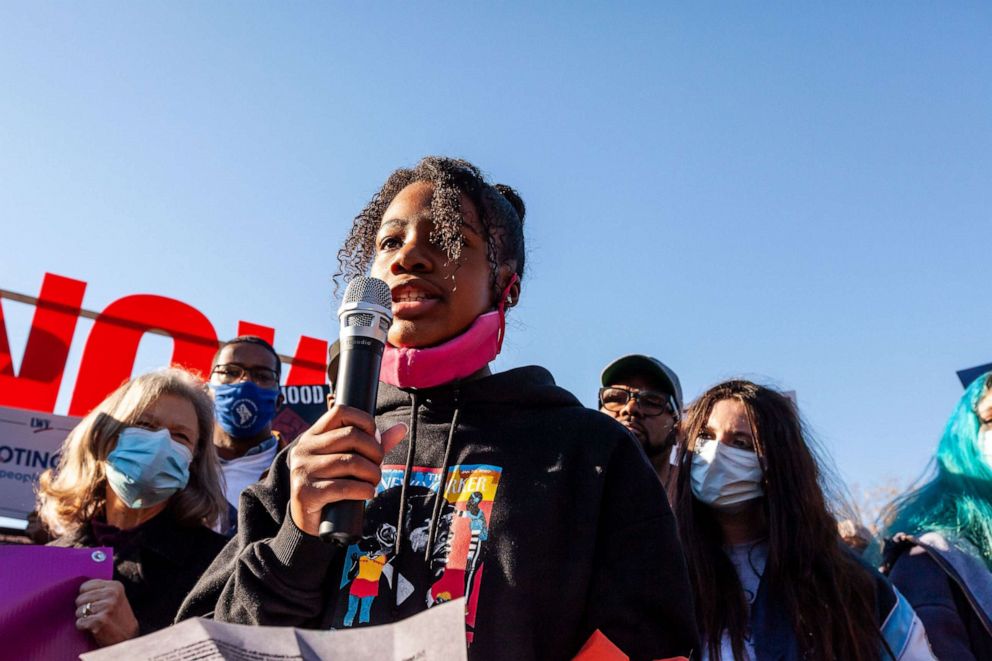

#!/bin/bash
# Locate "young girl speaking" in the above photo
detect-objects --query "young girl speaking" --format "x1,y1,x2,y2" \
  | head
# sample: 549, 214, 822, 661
180, 157, 698, 661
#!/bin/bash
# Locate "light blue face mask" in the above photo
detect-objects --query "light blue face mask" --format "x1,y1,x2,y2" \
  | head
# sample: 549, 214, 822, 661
105, 427, 193, 509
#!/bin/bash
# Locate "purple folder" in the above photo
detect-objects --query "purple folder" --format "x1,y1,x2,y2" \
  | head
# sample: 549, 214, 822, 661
0, 545, 113, 660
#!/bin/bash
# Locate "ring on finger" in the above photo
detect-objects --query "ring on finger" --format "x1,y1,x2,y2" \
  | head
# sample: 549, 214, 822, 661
82, 602, 94, 617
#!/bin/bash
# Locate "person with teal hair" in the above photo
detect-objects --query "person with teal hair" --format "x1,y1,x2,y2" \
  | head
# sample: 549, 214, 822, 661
882, 371, 992, 659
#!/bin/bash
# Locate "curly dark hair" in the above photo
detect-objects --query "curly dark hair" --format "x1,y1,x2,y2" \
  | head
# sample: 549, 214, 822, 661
335, 157, 526, 302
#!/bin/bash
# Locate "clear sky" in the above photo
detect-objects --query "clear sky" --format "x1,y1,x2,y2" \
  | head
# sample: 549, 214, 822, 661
2, 4, 989, 503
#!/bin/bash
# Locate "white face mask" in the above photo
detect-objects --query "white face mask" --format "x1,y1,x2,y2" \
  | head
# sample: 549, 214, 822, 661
690, 438, 764, 508
978, 429, 992, 467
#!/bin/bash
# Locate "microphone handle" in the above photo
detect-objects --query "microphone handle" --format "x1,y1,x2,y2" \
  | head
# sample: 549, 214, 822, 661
318, 336, 384, 545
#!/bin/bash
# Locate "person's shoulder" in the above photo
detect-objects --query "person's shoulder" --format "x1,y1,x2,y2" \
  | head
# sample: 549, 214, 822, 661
183, 526, 231, 568
568, 405, 641, 444
884, 533, 943, 575
883, 536, 957, 614
46, 523, 91, 548
47, 534, 81, 548
170, 518, 230, 554
524, 398, 640, 455
888, 538, 950, 584
544, 405, 661, 492
189, 522, 229, 544
503, 367, 630, 428
893, 544, 943, 574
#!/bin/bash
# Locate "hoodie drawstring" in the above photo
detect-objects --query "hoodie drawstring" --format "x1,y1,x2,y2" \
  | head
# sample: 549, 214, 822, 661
426, 398, 460, 562
394, 392, 419, 558
389, 389, 463, 607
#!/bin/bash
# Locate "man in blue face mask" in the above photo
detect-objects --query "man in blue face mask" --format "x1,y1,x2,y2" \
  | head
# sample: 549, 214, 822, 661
209, 336, 285, 535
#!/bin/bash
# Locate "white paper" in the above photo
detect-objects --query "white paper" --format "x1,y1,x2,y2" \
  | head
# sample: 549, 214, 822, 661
81, 598, 468, 661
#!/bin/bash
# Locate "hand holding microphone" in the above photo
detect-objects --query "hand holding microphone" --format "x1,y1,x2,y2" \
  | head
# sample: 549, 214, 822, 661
286, 277, 406, 543
286, 407, 406, 537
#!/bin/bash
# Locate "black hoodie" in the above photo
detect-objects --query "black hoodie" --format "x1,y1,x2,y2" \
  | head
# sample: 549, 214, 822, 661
179, 366, 699, 660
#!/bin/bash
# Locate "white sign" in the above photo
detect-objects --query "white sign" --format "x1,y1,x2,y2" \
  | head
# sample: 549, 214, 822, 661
0, 405, 79, 521
82, 597, 468, 661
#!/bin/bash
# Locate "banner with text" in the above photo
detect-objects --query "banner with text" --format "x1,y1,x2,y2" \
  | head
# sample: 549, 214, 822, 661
272, 384, 331, 442
0, 405, 79, 521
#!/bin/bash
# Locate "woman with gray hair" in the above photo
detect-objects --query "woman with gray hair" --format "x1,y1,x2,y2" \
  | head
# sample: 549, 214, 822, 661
37, 367, 228, 648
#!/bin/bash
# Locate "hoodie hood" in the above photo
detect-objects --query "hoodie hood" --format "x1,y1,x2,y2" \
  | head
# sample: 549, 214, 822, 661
371, 366, 582, 568
376, 365, 581, 416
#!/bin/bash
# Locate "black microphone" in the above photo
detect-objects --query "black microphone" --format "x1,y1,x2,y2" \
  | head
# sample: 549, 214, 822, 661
318, 276, 393, 545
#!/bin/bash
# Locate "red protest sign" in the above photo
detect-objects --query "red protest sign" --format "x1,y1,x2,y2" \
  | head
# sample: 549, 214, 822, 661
0, 272, 331, 417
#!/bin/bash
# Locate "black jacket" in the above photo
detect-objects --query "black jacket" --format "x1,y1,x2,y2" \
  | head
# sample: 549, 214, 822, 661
885, 533, 992, 660
179, 366, 699, 660
51, 509, 227, 635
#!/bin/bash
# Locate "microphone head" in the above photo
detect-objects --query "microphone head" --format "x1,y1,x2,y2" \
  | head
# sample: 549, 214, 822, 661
339, 277, 393, 334
343, 276, 392, 309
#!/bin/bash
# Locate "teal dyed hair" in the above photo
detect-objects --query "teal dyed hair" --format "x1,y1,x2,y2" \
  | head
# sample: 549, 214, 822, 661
882, 372, 992, 565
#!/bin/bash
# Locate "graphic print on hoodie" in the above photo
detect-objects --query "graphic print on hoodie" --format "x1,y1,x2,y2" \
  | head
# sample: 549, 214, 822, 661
336, 463, 502, 642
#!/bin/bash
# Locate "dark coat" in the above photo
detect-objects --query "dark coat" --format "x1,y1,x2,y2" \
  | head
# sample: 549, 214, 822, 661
885, 533, 992, 661
748, 558, 904, 660
50, 509, 227, 636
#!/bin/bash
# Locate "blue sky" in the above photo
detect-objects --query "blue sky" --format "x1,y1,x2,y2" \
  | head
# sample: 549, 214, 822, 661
2, 3, 989, 502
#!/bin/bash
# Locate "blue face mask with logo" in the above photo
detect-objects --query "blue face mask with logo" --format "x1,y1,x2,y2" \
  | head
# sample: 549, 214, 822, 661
105, 427, 192, 509
210, 381, 280, 439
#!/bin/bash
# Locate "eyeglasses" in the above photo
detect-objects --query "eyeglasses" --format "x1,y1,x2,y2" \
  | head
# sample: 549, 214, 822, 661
211, 364, 279, 388
599, 386, 675, 417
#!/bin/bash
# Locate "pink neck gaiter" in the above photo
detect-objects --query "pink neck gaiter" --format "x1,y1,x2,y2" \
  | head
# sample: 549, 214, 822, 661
380, 275, 517, 390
